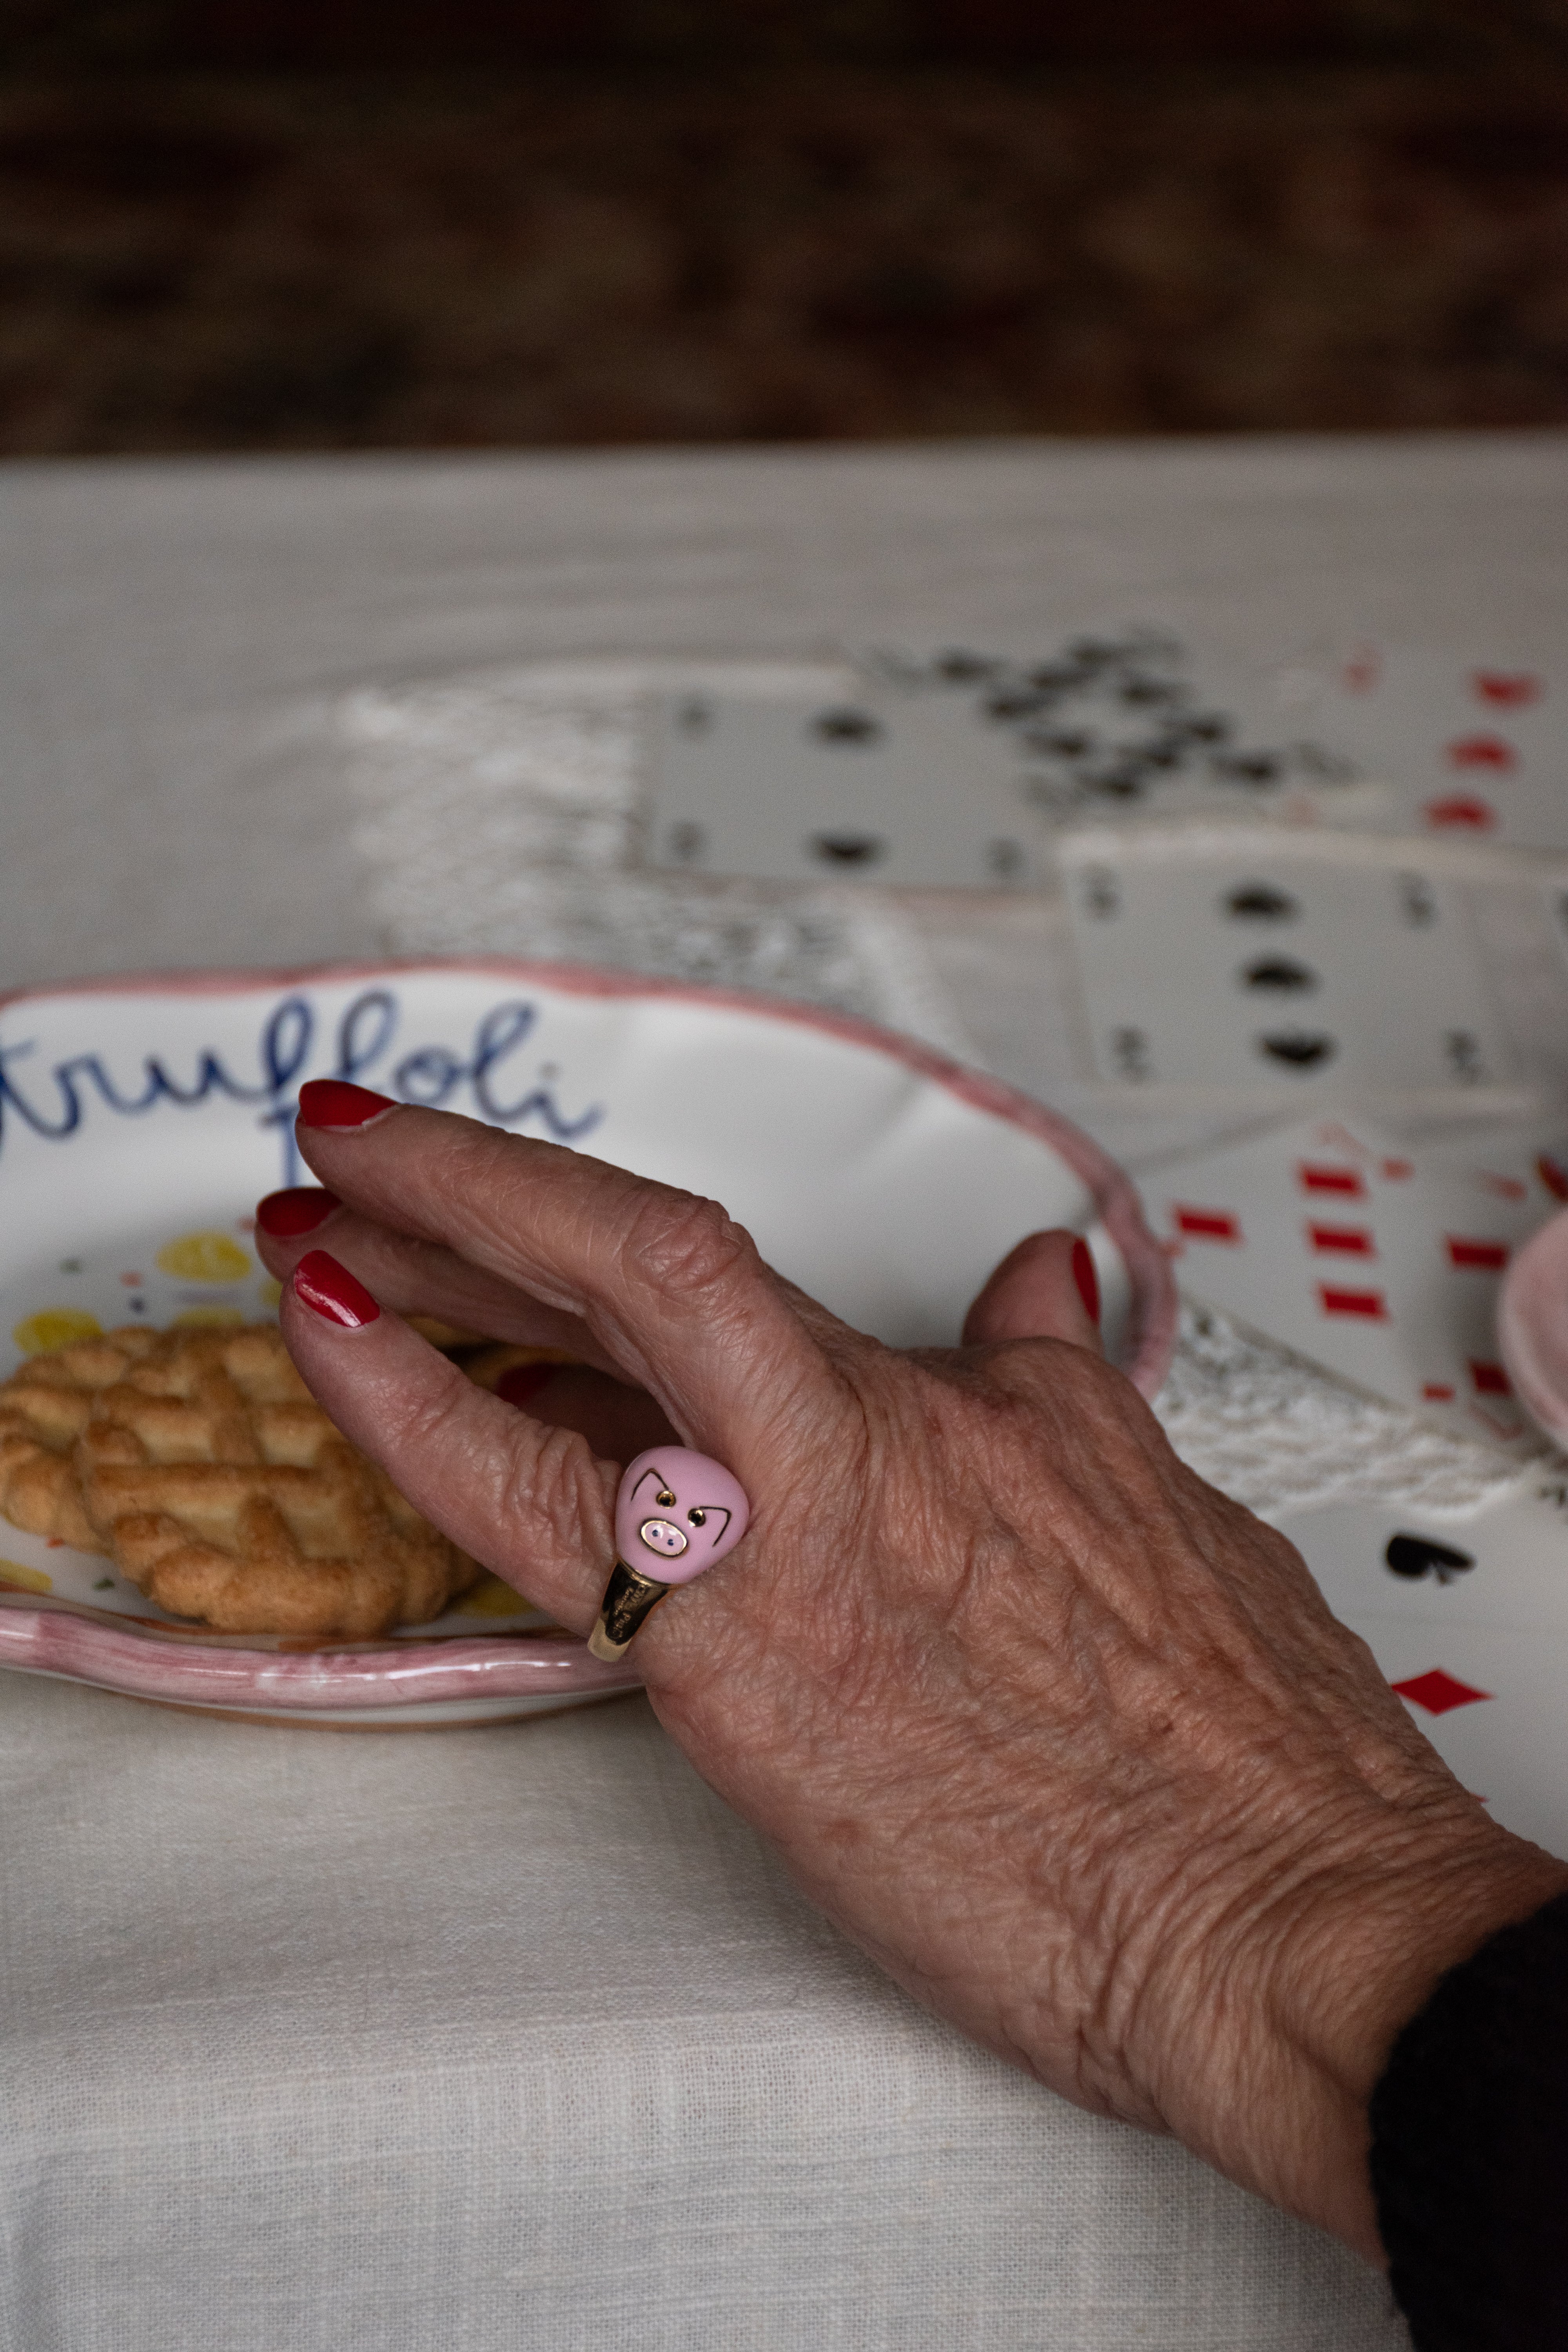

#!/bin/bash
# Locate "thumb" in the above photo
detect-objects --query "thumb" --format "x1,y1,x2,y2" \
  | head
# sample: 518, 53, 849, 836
961, 1230, 1104, 1353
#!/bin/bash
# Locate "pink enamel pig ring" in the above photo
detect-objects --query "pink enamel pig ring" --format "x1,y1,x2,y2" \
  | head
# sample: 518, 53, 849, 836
587, 1447, 751, 1661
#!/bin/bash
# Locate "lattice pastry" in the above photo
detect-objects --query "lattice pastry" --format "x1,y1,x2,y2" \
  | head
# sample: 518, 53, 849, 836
71, 1322, 481, 1638
0, 1325, 163, 1550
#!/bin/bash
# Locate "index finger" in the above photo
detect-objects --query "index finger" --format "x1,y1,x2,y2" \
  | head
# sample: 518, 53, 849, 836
291, 1085, 845, 1467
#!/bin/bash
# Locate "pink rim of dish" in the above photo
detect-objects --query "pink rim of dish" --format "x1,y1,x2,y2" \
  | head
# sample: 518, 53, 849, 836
0, 954, 1179, 1714
0, 1595, 640, 1711
1498, 1207, 1568, 1446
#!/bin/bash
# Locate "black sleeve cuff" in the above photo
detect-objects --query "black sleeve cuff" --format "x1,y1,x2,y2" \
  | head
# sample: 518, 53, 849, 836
1368, 1889, 1568, 2352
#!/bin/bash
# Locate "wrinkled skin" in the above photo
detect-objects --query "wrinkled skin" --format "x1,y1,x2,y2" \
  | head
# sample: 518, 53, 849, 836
258, 1107, 1568, 2264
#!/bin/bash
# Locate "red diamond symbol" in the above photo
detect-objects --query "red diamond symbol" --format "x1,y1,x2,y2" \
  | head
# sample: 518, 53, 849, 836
1425, 793, 1497, 831
1174, 1205, 1242, 1243
1472, 670, 1541, 708
1446, 734, 1517, 773
1392, 1668, 1492, 1717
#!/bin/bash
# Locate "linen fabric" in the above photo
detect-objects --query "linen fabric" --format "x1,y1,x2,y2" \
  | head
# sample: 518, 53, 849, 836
0, 1674, 1406, 2351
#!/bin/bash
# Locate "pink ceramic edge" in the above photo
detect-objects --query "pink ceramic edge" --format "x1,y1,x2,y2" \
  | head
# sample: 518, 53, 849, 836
0, 1606, 640, 1710
0, 954, 1178, 1394
1498, 1220, 1568, 1446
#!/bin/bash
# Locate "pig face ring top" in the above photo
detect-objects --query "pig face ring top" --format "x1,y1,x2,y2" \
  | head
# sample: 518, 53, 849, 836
587, 1447, 751, 1661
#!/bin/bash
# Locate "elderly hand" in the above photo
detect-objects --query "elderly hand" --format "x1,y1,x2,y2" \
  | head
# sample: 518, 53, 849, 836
255, 1082, 1568, 2265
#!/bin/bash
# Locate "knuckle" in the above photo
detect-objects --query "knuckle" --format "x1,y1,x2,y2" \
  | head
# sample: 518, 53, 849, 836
621, 1189, 753, 1306
497, 1421, 610, 1558
385, 1365, 471, 1459
383, 1368, 602, 1550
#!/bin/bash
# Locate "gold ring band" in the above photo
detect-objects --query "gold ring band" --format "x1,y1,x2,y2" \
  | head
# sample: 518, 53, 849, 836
587, 1558, 673, 1661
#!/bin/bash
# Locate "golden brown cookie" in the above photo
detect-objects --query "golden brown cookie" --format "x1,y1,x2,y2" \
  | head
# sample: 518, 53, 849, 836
74, 1323, 480, 1639
0, 1326, 163, 1549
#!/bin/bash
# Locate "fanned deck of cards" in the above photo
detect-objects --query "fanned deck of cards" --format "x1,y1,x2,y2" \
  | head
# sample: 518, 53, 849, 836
345, 632, 1568, 1854
635, 634, 1568, 1864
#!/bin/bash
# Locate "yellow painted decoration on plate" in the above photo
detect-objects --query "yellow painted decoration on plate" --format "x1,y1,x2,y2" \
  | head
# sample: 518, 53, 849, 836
456, 1574, 533, 1618
12, 1308, 103, 1356
172, 1306, 247, 1328
257, 1277, 283, 1309
156, 1232, 252, 1283
0, 1560, 52, 1593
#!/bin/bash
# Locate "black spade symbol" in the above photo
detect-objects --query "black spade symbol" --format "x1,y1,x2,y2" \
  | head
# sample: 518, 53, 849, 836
810, 708, 882, 746
1385, 1534, 1475, 1586
1225, 882, 1299, 920
810, 832, 885, 866
1257, 1030, 1337, 1069
1242, 956, 1318, 994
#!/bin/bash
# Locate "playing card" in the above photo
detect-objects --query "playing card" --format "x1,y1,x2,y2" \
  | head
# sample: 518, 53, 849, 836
862, 634, 1387, 829
1292, 644, 1566, 847
1271, 1476, 1568, 1858
1349, 1618, 1568, 1858
643, 688, 1049, 890
1146, 1111, 1568, 1445
642, 630, 1400, 892
1060, 829, 1516, 1093
1277, 1476, 1568, 1636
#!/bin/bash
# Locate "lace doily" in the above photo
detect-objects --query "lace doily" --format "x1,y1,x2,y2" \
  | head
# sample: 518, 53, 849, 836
1154, 1300, 1542, 1520
343, 662, 971, 1052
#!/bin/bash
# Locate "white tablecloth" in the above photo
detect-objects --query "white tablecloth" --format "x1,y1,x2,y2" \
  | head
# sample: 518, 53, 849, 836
13, 432, 1562, 2349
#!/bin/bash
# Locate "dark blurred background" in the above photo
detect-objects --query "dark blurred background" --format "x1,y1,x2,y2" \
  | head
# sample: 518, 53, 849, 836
1, 0, 1566, 452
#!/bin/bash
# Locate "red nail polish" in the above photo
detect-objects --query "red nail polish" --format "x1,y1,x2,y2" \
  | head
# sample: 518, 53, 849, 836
292, 1250, 381, 1329
297, 1079, 396, 1131
1072, 1237, 1101, 1327
256, 1187, 341, 1239
496, 1362, 556, 1410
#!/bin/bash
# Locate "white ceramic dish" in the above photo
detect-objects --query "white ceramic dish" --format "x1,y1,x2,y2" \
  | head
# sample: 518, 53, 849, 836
0, 958, 1175, 1726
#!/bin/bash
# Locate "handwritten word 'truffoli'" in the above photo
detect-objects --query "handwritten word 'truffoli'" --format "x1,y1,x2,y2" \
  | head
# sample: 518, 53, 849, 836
0, 989, 604, 1183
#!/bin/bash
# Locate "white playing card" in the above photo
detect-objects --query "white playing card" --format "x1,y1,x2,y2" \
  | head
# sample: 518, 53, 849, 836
863, 634, 1390, 829
1354, 1619, 1568, 1858
1277, 1478, 1568, 1637
643, 688, 1049, 890
1060, 829, 1516, 1093
1294, 644, 1566, 848
1145, 1111, 1568, 1445
1265, 1476, 1568, 1859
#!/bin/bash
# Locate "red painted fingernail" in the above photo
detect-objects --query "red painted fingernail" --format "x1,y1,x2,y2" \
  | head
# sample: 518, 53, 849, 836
292, 1250, 381, 1329
496, 1362, 556, 1409
1072, 1237, 1101, 1327
256, 1187, 341, 1239
297, 1079, 396, 1131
